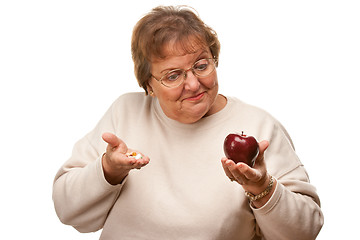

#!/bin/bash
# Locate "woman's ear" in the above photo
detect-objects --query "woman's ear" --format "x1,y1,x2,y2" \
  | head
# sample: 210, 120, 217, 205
146, 84, 155, 97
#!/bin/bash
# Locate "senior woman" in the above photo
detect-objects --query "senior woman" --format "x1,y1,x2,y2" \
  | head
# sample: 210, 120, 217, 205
53, 5, 323, 240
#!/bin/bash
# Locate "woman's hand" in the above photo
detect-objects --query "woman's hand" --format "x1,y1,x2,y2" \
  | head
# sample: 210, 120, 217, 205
101, 132, 150, 185
221, 140, 276, 208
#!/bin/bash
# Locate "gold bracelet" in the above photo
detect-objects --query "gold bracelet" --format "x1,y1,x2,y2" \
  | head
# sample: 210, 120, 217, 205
245, 176, 274, 201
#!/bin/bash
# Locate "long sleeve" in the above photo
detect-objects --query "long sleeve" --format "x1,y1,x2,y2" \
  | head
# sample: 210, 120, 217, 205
253, 170, 323, 239
52, 101, 124, 233
251, 115, 324, 239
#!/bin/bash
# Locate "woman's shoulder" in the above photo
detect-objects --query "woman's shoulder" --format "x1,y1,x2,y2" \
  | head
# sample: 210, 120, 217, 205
227, 96, 275, 120
115, 92, 147, 102
111, 92, 156, 118
226, 96, 289, 135
111, 92, 151, 108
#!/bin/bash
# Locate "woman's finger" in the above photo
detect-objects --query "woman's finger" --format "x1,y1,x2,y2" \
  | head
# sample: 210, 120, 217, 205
102, 132, 120, 146
254, 140, 269, 165
221, 158, 236, 181
126, 150, 150, 169
237, 163, 262, 182
102, 132, 128, 153
222, 159, 248, 184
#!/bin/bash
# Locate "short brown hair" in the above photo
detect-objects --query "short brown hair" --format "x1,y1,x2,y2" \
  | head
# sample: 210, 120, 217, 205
131, 5, 220, 94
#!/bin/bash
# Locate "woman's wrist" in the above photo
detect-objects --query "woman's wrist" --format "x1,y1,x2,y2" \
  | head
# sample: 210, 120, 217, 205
102, 153, 129, 185
243, 174, 276, 208
245, 175, 274, 201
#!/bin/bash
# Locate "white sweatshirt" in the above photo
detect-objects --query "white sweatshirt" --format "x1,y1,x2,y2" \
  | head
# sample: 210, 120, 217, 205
53, 92, 323, 240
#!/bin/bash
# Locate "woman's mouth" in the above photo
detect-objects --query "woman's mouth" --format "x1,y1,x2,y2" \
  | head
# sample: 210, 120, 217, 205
184, 92, 205, 101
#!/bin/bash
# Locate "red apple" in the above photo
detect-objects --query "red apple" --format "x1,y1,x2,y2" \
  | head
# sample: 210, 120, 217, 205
223, 131, 259, 167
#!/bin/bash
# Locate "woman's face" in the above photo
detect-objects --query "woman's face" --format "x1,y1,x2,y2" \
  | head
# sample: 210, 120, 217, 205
148, 45, 225, 124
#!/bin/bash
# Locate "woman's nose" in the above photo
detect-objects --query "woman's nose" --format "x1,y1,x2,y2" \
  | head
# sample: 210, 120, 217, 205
183, 70, 200, 91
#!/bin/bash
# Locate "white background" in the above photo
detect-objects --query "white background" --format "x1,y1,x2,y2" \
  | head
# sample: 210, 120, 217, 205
1, 0, 359, 239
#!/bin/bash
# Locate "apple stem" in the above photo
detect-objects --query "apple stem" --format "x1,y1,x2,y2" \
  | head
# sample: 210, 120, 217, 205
242, 131, 244, 136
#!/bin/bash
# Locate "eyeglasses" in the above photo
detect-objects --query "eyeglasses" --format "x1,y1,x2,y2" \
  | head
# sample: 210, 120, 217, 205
151, 58, 218, 88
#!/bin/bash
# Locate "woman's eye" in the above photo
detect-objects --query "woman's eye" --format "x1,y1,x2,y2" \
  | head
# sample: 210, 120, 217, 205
195, 63, 208, 71
194, 59, 209, 71
166, 71, 182, 81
